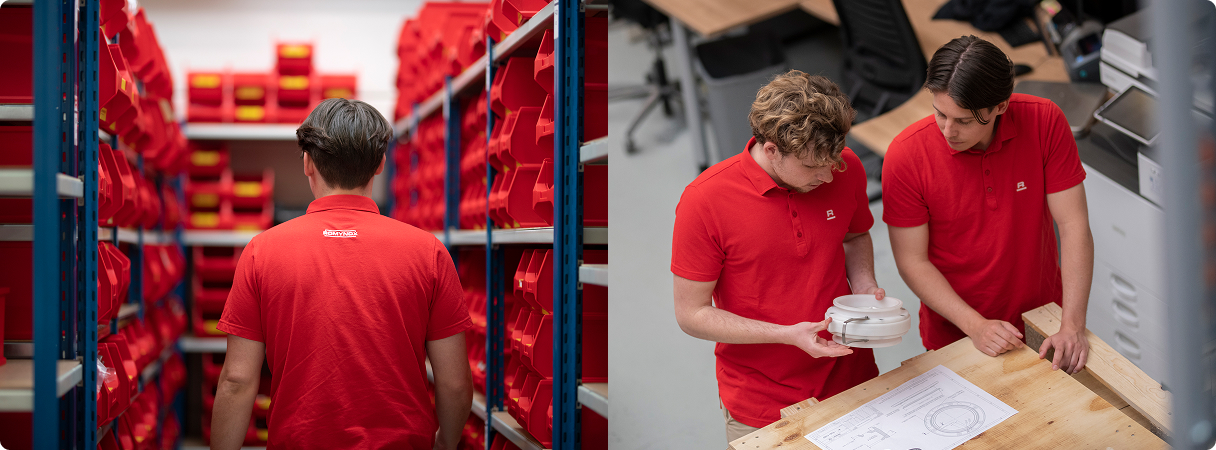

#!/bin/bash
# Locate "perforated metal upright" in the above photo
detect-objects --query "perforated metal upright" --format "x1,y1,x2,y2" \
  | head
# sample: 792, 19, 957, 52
77, 0, 102, 447
553, 0, 586, 448
443, 77, 462, 246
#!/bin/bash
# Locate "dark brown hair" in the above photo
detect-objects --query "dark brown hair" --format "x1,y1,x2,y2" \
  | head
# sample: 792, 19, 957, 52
924, 35, 1014, 125
296, 98, 392, 190
748, 70, 855, 170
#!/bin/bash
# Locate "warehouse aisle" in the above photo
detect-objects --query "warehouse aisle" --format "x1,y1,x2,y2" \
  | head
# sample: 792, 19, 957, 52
607, 18, 926, 449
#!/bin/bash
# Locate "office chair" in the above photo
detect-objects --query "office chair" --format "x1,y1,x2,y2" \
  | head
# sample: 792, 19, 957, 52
833, 0, 927, 119
608, 0, 680, 154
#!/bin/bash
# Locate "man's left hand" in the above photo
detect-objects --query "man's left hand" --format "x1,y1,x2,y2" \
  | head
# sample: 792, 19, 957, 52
1038, 327, 1089, 374
853, 286, 886, 300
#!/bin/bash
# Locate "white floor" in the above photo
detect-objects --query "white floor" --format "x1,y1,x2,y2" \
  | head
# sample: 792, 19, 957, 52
606, 21, 926, 449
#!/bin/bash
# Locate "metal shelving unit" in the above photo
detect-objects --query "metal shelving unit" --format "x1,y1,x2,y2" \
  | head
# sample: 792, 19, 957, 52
181, 230, 263, 246
0, 169, 85, 197
0, 360, 85, 411
0, 104, 34, 120
390, 2, 606, 448
178, 337, 229, 353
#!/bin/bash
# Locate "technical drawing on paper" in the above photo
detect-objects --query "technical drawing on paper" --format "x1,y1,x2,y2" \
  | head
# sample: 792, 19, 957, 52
925, 402, 985, 437
805, 365, 1017, 450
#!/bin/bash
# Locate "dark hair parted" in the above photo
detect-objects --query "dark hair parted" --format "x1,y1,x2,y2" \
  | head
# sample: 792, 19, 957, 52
296, 98, 393, 190
748, 70, 855, 170
924, 35, 1014, 125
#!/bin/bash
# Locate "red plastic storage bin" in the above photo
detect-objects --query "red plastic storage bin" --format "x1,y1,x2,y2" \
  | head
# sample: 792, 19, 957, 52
100, 43, 140, 136
0, 5, 32, 104
0, 242, 31, 341
501, 107, 547, 165
504, 165, 547, 228
188, 72, 226, 106
231, 169, 274, 209
0, 126, 33, 167
276, 43, 313, 76
518, 370, 553, 447
232, 200, 274, 231
320, 74, 357, 99
277, 74, 314, 106
0, 287, 6, 366
100, 0, 128, 39
193, 274, 232, 314
185, 170, 232, 211
275, 103, 314, 124
232, 72, 269, 106
234, 105, 269, 123
186, 141, 229, 177
194, 245, 244, 281
490, 57, 547, 118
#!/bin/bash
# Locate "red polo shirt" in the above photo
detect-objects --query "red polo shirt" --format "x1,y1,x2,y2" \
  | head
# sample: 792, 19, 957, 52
881, 93, 1085, 350
218, 194, 471, 449
672, 138, 879, 428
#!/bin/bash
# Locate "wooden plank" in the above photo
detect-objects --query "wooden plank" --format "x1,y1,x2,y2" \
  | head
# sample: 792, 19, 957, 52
641, 0, 800, 37
728, 337, 1166, 450
1022, 303, 1172, 436
780, 398, 819, 418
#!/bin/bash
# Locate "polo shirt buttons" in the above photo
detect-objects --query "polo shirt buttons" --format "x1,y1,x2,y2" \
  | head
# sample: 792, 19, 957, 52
987, 187, 993, 193
797, 231, 803, 238
985, 169, 990, 175
792, 211, 798, 217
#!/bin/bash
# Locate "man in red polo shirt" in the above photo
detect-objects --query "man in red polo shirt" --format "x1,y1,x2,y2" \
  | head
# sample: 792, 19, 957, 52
211, 98, 473, 450
883, 35, 1093, 373
673, 71, 884, 445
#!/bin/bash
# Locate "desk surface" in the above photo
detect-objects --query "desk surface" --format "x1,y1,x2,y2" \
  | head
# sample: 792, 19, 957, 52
729, 337, 1167, 450
641, 0, 802, 37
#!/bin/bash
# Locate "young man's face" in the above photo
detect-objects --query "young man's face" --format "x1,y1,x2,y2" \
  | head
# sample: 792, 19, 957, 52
767, 143, 836, 194
932, 92, 1008, 151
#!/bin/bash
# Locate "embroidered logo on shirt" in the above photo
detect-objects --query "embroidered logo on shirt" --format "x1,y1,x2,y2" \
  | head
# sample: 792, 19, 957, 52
826, 210, 836, 220
1016, 181, 1027, 192
322, 229, 358, 238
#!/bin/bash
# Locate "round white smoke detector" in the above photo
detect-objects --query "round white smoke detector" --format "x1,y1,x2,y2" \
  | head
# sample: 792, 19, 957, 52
824, 294, 912, 348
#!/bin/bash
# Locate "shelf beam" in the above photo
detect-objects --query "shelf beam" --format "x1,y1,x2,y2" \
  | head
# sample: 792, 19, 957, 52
578, 383, 608, 417
0, 360, 83, 412
578, 264, 608, 286
182, 230, 261, 246
490, 412, 550, 450
183, 124, 300, 140
580, 138, 608, 163
0, 224, 34, 241
0, 104, 34, 121
0, 169, 84, 198
178, 337, 228, 353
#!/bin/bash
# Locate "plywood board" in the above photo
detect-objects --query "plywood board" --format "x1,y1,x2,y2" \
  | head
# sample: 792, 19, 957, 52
1022, 303, 1172, 435
641, 0, 801, 37
729, 337, 1168, 450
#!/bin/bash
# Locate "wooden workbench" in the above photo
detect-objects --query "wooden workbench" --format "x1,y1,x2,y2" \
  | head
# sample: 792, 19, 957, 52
729, 304, 1170, 450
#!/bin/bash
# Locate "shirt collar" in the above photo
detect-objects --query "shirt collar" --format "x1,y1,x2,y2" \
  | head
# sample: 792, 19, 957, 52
950, 111, 1019, 155
739, 137, 782, 196
306, 194, 381, 215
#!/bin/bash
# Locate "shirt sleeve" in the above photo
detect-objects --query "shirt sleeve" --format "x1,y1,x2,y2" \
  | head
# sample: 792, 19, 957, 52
1041, 102, 1087, 193
881, 138, 931, 228
217, 239, 264, 343
426, 239, 472, 341
844, 149, 875, 234
670, 185, 724, 282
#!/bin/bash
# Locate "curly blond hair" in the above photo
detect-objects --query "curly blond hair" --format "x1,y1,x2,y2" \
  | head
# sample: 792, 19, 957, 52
748, 71, 854, 170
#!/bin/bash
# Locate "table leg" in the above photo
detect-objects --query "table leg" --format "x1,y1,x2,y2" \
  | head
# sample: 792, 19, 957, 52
670, 18, 711, 171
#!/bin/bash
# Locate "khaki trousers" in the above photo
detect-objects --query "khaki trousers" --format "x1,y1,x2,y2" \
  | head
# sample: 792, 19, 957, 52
722, 407, 760, 449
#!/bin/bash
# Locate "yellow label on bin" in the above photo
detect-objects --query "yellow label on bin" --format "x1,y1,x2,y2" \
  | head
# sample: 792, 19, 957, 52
192, 212, 219, 228
234, 181, 262, 198
280, 44, 310, 58
279, 76, 309, 90
100, 107, 107, 121
256, 397, 272, 410
235, 223, 262, 231
204, 320, 220, 334
192, 193, 219, 208
235, 105, 265, 122
192, 74, 221, 89
322, 88, 352, 99
120, 78, 127, 92
257, 430, 269, 441
192, 151, 220, 167
235, 86, 265, 101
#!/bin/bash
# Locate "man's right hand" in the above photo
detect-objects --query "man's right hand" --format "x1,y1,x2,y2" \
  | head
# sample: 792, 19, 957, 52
786, 318, 854, 358
967, 319, 1024, 357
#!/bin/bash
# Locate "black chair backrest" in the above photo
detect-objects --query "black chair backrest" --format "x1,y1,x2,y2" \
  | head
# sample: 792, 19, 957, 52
833, 0, 926, 93
610, 0, 668, 30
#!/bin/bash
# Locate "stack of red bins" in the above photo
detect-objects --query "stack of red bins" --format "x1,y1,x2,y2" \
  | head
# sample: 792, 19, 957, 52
458, 250, 489, 393
460, 410, 488, 450
190, 244, 242, 337
459, 93, 489, 230
187, 44, 358, 125
200, 353, 272, 446
390, 115, 446, 231
502, 248, 607, 448
393, 2, 490, 121
183, 141, 275, 231
487, 57, 548, 229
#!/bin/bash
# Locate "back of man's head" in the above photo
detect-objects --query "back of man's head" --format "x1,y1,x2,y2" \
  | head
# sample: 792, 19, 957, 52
748, 70, 855, 169
296, 98, 393, 190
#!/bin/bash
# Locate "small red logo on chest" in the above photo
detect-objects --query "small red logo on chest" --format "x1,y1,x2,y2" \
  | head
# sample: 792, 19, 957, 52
323, 229, 358, 238
826, 210, 836, 220
1016, 181, 1027, 192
